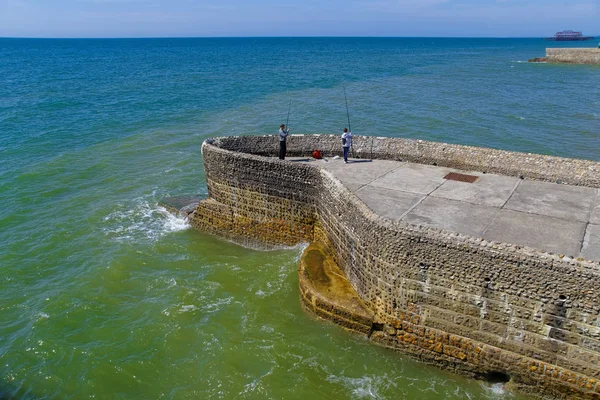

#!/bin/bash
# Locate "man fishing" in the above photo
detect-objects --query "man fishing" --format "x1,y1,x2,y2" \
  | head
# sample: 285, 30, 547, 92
279, 123, 290, 160
341, 127, 352, 163
342, 86, 354, 164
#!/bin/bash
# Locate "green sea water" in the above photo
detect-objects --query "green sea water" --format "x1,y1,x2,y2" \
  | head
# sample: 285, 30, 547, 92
1, 37, 598, 399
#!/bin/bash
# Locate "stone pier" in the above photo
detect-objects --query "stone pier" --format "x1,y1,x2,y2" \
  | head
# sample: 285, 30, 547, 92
530, 48, 600, 64
186, 134, 600, 399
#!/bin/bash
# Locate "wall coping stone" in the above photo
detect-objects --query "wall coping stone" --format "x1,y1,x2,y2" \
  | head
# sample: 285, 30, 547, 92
207, 134, 600, 188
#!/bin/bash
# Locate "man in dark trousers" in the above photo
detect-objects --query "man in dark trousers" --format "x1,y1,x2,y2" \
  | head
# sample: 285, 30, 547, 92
341, 127, 352, 163
279, 124, 290, 160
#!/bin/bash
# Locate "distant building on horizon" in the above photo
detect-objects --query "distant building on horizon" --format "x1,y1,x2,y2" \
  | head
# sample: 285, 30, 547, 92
545, 30, 594, 41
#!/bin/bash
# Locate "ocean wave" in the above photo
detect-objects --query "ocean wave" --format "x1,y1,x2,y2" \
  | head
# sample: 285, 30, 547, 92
102, 196, 189, 243
178, 304, 198, 313
326, 373, 395, 399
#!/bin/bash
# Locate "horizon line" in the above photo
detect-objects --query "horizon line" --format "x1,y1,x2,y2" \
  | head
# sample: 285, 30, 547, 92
2, 35, 599, 40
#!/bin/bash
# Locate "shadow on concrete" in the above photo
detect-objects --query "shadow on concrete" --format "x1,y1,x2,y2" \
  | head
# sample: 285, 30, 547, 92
288, 158, 312, 162
348, 159, 373, 163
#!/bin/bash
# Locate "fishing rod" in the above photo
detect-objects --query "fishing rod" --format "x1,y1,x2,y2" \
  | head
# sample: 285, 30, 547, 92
343, 85, 355, 157
286, 99, 291, 131
343, 86, 351, 133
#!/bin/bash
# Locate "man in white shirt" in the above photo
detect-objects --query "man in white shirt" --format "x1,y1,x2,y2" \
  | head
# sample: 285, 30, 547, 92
341, 128, 352, 163
279, 124, 290, 160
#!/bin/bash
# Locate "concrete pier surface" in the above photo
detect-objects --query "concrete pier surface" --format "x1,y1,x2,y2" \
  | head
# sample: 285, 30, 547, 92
293, 157, 600, 261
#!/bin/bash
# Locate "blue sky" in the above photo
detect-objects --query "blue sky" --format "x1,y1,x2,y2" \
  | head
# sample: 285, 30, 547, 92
0, 0, 597, 38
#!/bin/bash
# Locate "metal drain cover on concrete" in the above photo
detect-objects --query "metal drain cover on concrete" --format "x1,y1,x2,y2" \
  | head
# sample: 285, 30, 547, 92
443, 172, 479, 183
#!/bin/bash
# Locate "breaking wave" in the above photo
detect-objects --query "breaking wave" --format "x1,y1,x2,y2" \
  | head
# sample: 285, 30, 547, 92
102, 195, 189, 242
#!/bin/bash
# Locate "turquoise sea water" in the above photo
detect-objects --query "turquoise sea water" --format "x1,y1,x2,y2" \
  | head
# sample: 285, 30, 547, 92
0, 38, 598, 399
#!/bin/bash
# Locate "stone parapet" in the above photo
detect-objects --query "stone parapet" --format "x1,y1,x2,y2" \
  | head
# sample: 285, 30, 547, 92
207, 135, 600, 187
192, 135, 600, 399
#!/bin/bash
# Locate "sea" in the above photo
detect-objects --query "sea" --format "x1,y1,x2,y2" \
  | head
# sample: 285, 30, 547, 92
0, 37, 598, 400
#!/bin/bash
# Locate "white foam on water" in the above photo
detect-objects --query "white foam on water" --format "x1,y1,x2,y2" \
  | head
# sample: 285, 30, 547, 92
238, 367, 274, 397
327, 374, 396, 399
178, 304, 198, 313
35, 312, 50, 321
487, 382, 506, 395
158, 206, 190, 230
453, 385, 473, 399
260, 325, 274, 334
250, 262, 294, 298
165, 295, 234, 317
347, 377, 381, 399
102, 195, 190, 242
200, 296, 234, 313
480, 381, 512, 398
415, 377, 440, 394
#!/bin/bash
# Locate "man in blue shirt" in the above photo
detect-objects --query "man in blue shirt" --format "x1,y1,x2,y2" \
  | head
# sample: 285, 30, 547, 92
279, 124, 290, 160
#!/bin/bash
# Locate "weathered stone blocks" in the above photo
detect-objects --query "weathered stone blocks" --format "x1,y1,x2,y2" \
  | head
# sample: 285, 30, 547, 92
545, 48, 600, 65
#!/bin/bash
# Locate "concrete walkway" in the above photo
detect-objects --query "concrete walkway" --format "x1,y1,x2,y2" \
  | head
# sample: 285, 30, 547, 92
292, 157, 600, 261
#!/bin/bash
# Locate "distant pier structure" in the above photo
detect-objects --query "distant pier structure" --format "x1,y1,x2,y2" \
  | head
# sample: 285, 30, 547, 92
545, 30, 594, 41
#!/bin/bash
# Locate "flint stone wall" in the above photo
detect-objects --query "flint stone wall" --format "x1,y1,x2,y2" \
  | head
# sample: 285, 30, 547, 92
546, 48, 600, 65
192, 135, 600, 399
212, 134, 600, 187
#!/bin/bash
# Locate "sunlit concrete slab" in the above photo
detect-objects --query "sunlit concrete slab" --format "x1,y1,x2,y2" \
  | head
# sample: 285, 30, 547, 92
402, 196, 499, 238
319, 159, 400, 188
504, 180, 597, 223
483, 209, 586, 256
297, 157, 598, 260
590, 191, 600, 225
369, 163, 453, 195
344, 182, 366, 192
431, 173, 519, 207
355, 186, 424, 220
581, 224, 600, 261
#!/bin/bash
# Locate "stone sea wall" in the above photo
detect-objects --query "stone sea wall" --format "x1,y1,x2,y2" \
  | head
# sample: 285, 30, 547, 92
545, 48, 600, 64
191, 135, 600, 399
190, 141, 320, 248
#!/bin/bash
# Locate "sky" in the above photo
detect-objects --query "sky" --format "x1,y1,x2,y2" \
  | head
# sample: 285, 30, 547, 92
0, 0, 597, 38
